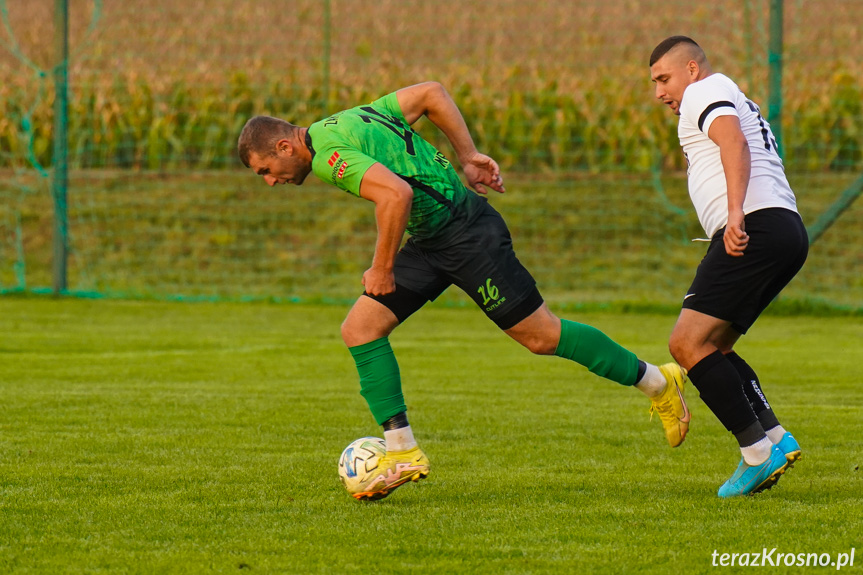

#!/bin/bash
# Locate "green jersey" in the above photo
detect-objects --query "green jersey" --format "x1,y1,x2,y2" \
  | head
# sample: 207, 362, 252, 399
307, 92, 484, 246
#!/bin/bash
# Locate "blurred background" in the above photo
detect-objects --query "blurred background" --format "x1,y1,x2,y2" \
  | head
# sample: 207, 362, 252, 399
1, 0, 860, 309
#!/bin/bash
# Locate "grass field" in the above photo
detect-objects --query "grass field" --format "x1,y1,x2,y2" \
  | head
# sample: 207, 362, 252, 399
1, 297, 861, 573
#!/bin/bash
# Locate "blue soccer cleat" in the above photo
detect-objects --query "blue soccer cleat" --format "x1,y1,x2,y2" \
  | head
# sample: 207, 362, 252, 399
775, 431, 802, 465
718, 445, 789, 498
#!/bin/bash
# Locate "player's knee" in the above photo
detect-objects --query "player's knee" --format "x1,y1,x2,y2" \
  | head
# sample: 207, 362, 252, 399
341, 314, 397, 348
340, 319, 353, 346
521, 333, 557, 356
341, 318, 366, 347
668, 332, 688, 364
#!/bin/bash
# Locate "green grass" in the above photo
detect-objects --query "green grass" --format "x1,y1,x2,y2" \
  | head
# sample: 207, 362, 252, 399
1, 297, 861, 573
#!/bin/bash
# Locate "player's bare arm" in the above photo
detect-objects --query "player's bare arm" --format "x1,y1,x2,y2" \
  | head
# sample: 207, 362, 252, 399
709, 115, 751, 257
395, 82, 506, 196
358, 162, 413, 296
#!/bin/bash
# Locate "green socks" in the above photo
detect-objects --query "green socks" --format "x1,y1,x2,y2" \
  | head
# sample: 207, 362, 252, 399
348, 337, 406, 425
350, 323, 637, 424
554, 319, 639, 385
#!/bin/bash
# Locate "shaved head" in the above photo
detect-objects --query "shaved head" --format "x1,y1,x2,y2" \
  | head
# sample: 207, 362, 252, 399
649, 36, 707, 68
238, 115, 298, 168
649, 36, 712, 115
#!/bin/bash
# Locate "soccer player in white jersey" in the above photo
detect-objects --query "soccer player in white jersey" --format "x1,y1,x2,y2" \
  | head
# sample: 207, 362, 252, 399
649, 36, 809, 497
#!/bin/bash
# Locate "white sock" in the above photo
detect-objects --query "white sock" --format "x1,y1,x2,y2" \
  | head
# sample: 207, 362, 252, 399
740, 436, 773, 465
765, 425, 787, 444
384, 425, 417, 452
634, 363, 666, 398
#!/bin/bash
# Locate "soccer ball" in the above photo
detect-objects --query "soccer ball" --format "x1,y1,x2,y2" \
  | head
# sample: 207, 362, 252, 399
338, 436, 387, 495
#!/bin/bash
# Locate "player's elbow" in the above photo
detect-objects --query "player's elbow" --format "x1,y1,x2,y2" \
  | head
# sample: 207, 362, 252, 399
719, 134, 751, 166
394, 181, 413, 205
398, 82, 450, 125
418, 82, 449, 113
397, 187, 413, 216
419, 81, 446, 99
376, 181, 413, 216
727, 131, 749, 155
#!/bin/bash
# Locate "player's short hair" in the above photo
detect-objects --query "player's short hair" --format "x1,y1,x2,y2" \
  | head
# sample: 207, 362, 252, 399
237, 115, 296, 168
649, 36, 702, 67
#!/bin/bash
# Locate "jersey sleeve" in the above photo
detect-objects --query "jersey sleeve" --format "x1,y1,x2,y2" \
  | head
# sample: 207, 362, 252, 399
681, 78, 739, 135
311, 139, 378, 197
369, 91, 406, 122
309, 91, 405, 196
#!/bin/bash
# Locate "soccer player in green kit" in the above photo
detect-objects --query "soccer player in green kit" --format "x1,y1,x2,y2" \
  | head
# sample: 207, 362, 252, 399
238, 82, 689, 500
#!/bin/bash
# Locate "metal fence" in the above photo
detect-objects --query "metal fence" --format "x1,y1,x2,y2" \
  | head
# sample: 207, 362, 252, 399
1, 0, 861, 309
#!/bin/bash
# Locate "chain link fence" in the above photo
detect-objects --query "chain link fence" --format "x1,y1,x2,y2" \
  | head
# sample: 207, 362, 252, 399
1, 0, 861, 309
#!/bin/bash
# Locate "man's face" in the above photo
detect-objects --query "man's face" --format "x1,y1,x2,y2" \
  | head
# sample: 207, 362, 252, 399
650, 53, 696, 116
248, 143, 311, 186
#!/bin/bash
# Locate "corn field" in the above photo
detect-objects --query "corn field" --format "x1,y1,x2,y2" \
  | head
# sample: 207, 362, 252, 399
2, 0, 861, 174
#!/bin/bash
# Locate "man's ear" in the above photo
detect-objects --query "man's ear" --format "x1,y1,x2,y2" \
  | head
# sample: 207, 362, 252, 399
688, 60, 699, 78
276, 138, 292, 156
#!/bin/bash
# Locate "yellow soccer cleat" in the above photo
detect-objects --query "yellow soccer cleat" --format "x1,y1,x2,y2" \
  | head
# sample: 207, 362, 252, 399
352, 446, 430, 501
649, 363, 691, 447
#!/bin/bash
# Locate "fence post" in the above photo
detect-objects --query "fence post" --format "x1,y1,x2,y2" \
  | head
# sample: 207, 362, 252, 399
767, 0, 783, 156
322, 0, 331, 111
52, 0, 69, 294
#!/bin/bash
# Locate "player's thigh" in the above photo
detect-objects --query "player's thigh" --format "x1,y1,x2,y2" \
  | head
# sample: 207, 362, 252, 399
503, 302, 561, 354
670, 308, 738, 351
341, 296, 401, 347
441, 209, 543, 330
362, 239, 449, 326
713, 209, 807, 333
745, 209, 809, 323
681, 213, 798, 335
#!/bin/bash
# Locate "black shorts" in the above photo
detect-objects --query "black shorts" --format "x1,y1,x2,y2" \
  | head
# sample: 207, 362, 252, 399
683, 208, 808, 334
365, 200, 543, 330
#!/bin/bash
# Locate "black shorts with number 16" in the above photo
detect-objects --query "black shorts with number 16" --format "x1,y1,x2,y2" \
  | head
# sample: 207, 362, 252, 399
366, 199, 543, 330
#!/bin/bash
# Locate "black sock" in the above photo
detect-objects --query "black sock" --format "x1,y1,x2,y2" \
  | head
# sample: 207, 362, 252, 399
635, 360, 647, 384
688, 350, 764, 446
382, 411, 409, 431
726, 351, 781, 431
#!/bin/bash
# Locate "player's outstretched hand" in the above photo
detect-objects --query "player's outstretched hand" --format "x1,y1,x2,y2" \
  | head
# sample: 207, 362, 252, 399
462, 152, 506, 195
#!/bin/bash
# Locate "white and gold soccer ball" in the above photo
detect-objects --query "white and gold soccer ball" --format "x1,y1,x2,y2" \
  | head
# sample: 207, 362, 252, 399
338, 436, 387, 495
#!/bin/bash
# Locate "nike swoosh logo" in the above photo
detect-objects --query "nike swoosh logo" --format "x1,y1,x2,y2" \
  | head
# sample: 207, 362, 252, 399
370, 462, 427, 488
683, 293, 696, 301
676, 386, 691, 423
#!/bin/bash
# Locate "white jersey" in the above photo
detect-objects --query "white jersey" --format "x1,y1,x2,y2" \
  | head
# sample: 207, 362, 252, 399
678, 73, 798, 237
